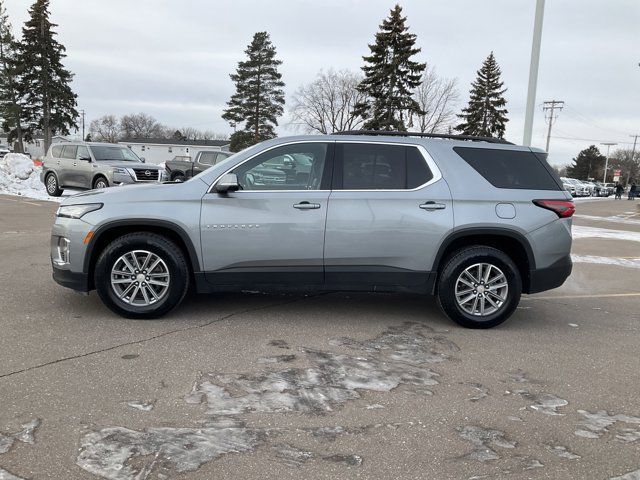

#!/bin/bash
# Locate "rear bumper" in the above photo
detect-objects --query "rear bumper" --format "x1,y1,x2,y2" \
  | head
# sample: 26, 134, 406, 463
527, 255, 572, 294
52, 265, 89, 292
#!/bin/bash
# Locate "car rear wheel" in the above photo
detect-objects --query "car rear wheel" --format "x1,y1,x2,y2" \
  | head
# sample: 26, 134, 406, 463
45, 173, 63, 197
94, 232, 190, 319
437, 246, 522, 329
172, 172, 185, 183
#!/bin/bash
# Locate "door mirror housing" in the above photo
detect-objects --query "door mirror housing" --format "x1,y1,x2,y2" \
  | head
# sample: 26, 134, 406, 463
139, 157, 146, 163
214, 173, 240, 193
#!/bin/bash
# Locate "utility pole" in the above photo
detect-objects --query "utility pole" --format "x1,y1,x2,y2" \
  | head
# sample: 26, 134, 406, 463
631, 134, 639, 161
601, 142, 617, 183
543, 100, 564, 152
80, 109, 86, 140
523, 0, 545, 146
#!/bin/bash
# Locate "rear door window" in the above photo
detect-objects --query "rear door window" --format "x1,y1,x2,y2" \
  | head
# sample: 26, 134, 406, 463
336, 143, 433, 190
61, 145, 78, 159
51, 145, 63, 158
453, 147, 561, 190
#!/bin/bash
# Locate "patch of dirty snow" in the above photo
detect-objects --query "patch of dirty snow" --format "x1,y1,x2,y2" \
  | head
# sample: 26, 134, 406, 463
0, 468, 25, 480
575, 410, 640, 441
546, 445, 580, 460
610, 468, 640, 480
126, 401, 154, 412
572, 225, 640, 243
512, 390, 568, 415
77, 426, 263, 480
0, 419, 40, 454
186, 324, 446, 416
465, 383, 488, 402
572, 254, 640, 269
457, 425, 516, 462
272, 443, 314, 467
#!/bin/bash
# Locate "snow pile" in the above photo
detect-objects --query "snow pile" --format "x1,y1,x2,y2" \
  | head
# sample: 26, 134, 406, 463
0, 153, 56, 201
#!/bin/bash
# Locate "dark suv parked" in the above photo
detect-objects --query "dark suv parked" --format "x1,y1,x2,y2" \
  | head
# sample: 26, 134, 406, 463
165, 150, 232, 182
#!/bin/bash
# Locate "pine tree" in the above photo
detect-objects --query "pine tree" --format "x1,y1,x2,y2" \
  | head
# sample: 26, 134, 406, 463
566, 145, 606, 180
354, 5, 425, 131
456, 52, 508, 138
18, 0, 78, 152
0, 0, 25, 152
222, 31, 284, 148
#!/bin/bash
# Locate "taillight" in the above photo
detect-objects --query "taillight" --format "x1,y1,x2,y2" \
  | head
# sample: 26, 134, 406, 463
533, 199, 575, 218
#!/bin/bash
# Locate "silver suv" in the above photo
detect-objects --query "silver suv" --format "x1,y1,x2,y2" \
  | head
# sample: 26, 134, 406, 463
40, 142, 165, 196
49, 132, 574, 328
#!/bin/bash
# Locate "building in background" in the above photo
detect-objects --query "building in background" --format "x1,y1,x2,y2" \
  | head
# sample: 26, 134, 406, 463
119, 138, 231, 165
0, 135, 70, 159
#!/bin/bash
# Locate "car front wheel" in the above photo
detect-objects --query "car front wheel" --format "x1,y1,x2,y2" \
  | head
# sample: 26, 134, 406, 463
94, 232, 190, 319
437, 246, 522, 329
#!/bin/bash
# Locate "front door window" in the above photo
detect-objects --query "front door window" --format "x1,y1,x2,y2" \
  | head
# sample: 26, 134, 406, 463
232, 143, 329, 191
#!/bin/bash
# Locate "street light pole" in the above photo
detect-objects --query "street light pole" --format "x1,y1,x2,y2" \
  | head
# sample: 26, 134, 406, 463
601, 142, 617, 183
523, 0, 545, 146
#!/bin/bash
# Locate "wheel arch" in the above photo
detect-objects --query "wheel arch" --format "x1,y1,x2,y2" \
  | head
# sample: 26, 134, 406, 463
83, 220, 201, 290
432, 228, 535, 294
92, 174, 109, 188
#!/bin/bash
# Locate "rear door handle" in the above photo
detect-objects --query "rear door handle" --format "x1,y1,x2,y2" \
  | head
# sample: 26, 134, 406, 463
420, 201, 446, 211
293, 202, 321, 210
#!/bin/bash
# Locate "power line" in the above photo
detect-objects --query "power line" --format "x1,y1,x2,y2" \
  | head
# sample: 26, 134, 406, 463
543, 100, 564, 152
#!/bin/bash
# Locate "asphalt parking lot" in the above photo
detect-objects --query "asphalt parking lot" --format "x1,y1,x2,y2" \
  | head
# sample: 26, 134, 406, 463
0, 194, 639, 480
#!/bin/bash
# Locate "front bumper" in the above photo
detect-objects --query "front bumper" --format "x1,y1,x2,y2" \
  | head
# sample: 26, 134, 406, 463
527, 255, 572, 294
52, 265, 89, 292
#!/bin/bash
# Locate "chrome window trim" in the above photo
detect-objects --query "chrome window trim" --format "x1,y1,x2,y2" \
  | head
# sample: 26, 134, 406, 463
207, 139, 442, 194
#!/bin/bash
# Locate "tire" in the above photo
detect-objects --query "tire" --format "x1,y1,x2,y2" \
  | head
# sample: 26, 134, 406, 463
94, 232, 190, 319
436, 246, 522, 329
172, 172, 185, 183
93, 176, 109, 190
45, 172, 63, 197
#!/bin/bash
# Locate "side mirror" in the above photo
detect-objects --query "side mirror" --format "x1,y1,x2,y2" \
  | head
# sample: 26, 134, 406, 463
140, 157, 146, 163
214, 173, 240, 193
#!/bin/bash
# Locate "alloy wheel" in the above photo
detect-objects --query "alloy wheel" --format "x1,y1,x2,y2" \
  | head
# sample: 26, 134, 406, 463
454, 263, 508, 316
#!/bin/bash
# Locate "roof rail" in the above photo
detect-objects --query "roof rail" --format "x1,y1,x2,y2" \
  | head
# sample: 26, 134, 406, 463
334, 130, 513, 145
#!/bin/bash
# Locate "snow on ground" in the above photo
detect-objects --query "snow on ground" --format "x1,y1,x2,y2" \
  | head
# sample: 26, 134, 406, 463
572, 225, 640, 243
0, 153, 77, 203
571, 254, 640, 269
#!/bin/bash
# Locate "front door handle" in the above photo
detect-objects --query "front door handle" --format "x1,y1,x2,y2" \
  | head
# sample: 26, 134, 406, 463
293, 202, 321, 210
420, 201, 446, 211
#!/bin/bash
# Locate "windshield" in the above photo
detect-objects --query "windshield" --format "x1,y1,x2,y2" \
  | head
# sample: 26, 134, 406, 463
90, 145, 141, 162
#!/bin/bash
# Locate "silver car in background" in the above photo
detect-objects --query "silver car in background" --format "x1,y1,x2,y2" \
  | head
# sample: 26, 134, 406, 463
40, 142, 165, 197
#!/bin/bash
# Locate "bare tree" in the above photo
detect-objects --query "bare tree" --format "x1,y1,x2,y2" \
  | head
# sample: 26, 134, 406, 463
120, 113, 167, 139
179, 127, 229, 141
290, 69, 366, 134
409, 67, 459, 133
88, 114, 121, 143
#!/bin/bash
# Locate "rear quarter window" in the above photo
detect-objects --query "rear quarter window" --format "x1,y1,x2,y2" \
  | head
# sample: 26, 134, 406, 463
453, 147, 561, 190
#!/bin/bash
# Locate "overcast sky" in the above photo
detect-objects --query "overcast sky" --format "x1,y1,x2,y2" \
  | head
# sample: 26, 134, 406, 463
5, 0, 639, 165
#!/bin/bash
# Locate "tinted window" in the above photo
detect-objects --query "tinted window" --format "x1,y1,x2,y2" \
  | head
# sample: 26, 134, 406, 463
76, 146, 90, 160
454, 147, 561, 190
199, 152, 217, 166
339, 144, 433, 190
233, 143, 328, 191
90, 146, 141, 162
51, 145, 63, 158
61, 145, 77, 159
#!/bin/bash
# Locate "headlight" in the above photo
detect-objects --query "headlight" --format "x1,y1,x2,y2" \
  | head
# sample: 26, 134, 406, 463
113, 167, 128, 174
56, 203, 103, 219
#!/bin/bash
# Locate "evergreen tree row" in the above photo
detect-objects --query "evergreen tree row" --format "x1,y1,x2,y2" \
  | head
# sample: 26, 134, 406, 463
0, 0, 77, 154
224, 4, 510, 150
